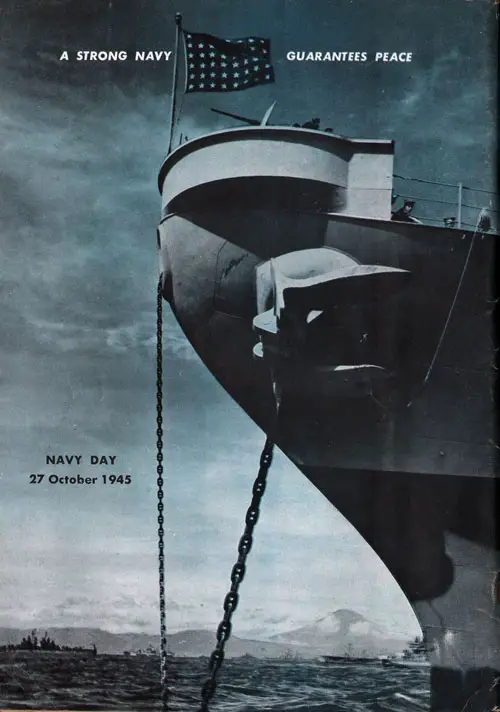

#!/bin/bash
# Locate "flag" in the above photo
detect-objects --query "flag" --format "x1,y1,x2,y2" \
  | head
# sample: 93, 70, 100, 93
183, 31, 274, 93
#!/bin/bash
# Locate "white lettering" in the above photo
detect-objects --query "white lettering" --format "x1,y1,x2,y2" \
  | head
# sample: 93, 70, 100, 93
76, 50, 127, 61
375, 52, 413, 62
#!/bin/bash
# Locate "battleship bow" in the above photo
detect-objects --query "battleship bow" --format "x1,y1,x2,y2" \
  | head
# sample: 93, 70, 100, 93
158, 124, 499, 711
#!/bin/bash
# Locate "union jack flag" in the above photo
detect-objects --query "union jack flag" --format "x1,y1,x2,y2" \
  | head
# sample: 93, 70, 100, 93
183, 31, 275, 93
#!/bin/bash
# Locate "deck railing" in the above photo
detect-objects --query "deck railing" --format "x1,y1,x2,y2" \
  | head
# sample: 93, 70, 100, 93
392, 174, 498, 233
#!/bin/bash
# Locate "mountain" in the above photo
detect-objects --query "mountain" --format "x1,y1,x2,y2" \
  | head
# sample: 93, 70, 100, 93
0, 627, 315, 659
167, 630, 318, 659
0, 611, 409, 659
270, 609, 408, 657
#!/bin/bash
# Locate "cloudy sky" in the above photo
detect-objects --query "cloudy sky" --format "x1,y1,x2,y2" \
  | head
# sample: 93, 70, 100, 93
0, 0, 496, 641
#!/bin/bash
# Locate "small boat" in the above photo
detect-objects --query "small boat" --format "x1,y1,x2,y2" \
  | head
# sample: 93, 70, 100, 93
323, 654, 379, 665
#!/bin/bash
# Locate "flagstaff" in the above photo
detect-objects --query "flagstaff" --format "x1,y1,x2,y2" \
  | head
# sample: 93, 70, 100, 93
167, 12, 183, 155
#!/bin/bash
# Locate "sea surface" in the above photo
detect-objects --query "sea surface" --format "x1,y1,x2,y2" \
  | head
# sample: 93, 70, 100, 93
0, 653, 430, 711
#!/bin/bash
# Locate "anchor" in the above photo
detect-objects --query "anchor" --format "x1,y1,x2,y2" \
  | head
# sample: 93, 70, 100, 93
252, 247, 411, 401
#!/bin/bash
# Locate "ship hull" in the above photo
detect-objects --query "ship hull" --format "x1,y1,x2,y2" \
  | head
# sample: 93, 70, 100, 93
158, 129, 498, 710
159, 208, 499, 710
160, 209, 495, 477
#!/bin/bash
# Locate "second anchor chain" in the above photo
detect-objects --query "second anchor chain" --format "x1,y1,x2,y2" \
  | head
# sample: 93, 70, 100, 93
198, 436, 275, 712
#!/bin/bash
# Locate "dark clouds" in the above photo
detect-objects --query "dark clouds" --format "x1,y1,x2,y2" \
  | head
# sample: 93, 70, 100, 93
0, 0, 496, 635
2, 0, 496, 189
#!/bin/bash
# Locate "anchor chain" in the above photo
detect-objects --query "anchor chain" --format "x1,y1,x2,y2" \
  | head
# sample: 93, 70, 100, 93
156, 271, 277, 711
198, 437, 275, 712
157, 275, 169, 712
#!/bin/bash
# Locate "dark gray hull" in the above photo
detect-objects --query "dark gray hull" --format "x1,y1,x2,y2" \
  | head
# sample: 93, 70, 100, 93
158, 128, 499, 710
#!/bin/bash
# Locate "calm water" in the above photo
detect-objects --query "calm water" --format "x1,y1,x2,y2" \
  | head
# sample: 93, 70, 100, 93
0, 654, 430, 711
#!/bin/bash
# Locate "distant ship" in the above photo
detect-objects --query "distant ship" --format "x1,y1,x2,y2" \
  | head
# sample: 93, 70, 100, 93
323, 644, 380, 665
323, 655, 378, 664
383, 658, 431, 671
157, 121, 498, 711
381, 637, 431, 670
